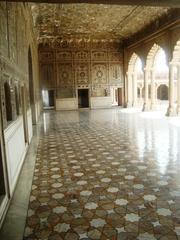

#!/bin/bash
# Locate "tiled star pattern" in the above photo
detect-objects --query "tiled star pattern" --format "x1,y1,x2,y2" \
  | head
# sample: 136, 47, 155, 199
24, 109, 180, 240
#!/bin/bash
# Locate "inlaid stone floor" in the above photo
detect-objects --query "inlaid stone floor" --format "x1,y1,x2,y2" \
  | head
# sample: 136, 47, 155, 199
24, 109, 180, 240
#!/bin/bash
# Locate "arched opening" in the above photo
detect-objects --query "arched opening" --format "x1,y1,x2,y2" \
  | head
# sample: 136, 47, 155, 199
157, 84, 168, 100
154, 48, 169, 108
146, 44, 169, 111
4, 82, 12, 122
28, 47, 36, 124
127, 53, 143, 107
135, 58, 144, 106
15, 86, 20, 116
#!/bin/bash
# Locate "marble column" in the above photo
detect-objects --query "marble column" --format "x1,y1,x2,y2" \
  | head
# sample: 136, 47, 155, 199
127, 72, 133, 107
143, 68, 149, 111
140, 87, 143, 104
132, 73, 137, 107
166, 64, 176, 116
177, 65, 180, 116
150, 69, 156, 110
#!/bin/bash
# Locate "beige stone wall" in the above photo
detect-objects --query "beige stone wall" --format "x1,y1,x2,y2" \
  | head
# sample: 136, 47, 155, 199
0, 2, 40, 128
39, 40, 124, 100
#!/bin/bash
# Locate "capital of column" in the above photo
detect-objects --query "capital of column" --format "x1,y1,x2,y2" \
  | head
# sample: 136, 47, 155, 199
126, 71, 132, 78
166, 106, 176, 116
169, 62, 180, 70
144, 67, 151, 72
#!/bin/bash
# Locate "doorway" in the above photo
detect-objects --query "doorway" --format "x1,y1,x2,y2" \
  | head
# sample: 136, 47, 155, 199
42, 90, 55, 109
111, 87, 123, 106
78, 89, 89, 108
111, 87, 118, 106
117, 88, 123, 106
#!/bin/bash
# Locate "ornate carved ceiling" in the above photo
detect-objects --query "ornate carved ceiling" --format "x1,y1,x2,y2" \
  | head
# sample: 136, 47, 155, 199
30, 3, 170, 42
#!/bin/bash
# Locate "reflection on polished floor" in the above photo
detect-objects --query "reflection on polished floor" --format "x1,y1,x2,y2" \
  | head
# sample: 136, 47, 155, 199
23, 109, 180, 240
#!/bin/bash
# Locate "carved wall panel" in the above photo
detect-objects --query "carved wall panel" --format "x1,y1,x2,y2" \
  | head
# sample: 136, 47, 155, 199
92, 51, 107, 61
74, 51, 89, 61
0, 2, 40, 129
8, 3, 17, 62
57, 63, 73, 86
39, 41, 123, 98
40, 52, 54, 63
109, 63, 123, 83
92, 64, 107, 84
91, 87, 108, 97
75, 63, 89, 85
108, 52, 122, 62
56, 87, 74, 98
0, 3, 8, 57
56, 51, 72, 61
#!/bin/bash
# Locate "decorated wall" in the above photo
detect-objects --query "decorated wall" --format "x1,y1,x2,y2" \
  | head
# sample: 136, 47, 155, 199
0, 2, 41, 128
39, 39, 124, 108
0, 2, 41, 204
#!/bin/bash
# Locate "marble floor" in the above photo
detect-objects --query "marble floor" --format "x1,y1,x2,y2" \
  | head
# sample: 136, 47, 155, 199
2, 108, 180, 240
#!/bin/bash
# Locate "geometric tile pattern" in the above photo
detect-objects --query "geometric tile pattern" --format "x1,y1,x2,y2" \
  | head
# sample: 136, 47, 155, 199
24, 109, 180, 240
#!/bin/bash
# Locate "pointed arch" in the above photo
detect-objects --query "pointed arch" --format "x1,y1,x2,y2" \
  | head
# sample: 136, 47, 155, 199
146, 43, 167, 69
127, 52, 144, 107
172, 40, 180, 63
128, 52, 142, 73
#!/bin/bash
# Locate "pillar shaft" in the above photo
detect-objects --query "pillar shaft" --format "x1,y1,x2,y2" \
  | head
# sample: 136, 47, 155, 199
166, 64, 176, 116
177, 66, 180, 115
143, 68, 149, 111
150, 70, 156, 110
127, 72, 133, 107
132, 73, 137, 106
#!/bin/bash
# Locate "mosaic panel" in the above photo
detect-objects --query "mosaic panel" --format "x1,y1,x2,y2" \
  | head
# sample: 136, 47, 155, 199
24, 109, 180, 239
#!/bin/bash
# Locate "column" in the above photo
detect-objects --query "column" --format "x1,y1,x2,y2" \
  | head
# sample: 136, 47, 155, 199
177, 65, 180, 116
143, 68, 149, 111
166, 64, 176, 116
132, 73, 137, 107
150, 69, 156, 110
140, 87, 142, 104
127, 72, 133, 107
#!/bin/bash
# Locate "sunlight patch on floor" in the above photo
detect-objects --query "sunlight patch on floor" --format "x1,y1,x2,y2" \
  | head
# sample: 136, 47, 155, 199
121, 107, 142, 113
140, 111, 165, 119
168, 117, 180, 127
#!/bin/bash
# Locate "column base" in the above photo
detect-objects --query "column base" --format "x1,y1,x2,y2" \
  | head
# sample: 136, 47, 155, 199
126, 102, 133, 108
166, 106, 176, 116
150, 103, 156, 111
177, 107, 180, 116
132, 102, 137, 107
142, 103, 150, 111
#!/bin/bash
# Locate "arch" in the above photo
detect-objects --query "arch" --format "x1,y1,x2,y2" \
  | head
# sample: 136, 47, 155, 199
157, 84, 168, 100
172, 39, 180, 63
128, 52, 143, 73
127, 52, 144, 107
4, 82, 12, 122
146, 43, 168, 69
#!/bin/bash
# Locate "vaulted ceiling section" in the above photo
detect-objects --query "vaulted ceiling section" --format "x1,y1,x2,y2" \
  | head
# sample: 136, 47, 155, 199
30, 3, 172, 43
